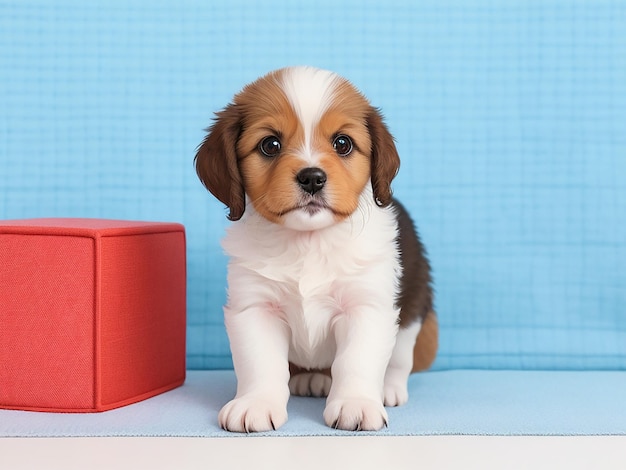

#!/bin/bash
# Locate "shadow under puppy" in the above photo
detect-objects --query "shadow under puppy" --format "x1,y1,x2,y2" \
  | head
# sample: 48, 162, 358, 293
195, 66, 437, 432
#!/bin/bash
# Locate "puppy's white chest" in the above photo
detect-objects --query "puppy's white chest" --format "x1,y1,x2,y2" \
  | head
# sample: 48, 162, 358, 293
279, 255, 343, 368
223, 205, 400, 369
286, 304, 335, 369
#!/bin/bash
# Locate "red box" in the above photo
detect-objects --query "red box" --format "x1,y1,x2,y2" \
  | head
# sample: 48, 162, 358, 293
0, 218, 186, 412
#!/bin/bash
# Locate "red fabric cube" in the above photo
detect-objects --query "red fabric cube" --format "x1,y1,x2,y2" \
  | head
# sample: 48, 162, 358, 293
0, 218, 186, 412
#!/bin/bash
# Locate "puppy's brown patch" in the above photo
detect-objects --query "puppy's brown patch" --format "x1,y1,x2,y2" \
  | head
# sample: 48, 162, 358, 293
233, 71, 305, 223
313, 90, 373, 218
411, 312, 438, 372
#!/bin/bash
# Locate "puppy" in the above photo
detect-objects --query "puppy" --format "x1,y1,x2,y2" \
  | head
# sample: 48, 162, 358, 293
195, 66, 437, 432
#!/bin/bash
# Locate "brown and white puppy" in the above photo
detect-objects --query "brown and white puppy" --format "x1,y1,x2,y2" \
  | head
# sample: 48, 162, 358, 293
195, 66, 437, 432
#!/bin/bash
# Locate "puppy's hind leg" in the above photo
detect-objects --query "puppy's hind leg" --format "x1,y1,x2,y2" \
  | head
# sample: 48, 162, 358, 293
383, 319, 422, 407
288, 364, 332, 398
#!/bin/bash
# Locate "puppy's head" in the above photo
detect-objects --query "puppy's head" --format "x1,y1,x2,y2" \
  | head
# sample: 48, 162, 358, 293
195, 66, 400, 230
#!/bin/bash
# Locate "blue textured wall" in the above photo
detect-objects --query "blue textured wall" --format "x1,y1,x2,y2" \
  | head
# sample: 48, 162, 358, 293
1, 1, 625, 370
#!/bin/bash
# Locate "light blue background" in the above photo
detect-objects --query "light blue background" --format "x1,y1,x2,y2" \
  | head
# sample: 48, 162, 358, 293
1, 1, 625, 370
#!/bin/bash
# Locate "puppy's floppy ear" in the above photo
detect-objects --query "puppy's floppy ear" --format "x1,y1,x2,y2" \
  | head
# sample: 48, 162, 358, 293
194, 104, 246, 221
367, 107, 400, 207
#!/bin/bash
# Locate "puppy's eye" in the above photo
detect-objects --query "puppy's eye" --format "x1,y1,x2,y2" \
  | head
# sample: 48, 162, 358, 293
258, 136, 281, 157
332, 134, 353, 157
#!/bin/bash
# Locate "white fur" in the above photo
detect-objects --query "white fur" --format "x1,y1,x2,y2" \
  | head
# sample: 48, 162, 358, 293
384, 319, 422, 406
282, 205, 337, 231
280, 66, 339, 165
223, 187, 400, 370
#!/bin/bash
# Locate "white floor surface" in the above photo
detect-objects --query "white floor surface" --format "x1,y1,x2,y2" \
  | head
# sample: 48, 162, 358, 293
2, 436, 626, 470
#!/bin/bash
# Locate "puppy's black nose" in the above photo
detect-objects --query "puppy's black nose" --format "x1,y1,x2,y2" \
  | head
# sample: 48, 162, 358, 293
296, 167, 327, 195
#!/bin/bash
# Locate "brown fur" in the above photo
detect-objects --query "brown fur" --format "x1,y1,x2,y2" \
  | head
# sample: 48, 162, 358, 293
412, 312, 439, 372
367, 108, 400, 207
195, 104, 245, 220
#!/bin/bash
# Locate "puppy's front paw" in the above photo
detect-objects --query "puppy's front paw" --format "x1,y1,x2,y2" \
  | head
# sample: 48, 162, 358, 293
218, 394, 288, 433
324, 398, 389, 431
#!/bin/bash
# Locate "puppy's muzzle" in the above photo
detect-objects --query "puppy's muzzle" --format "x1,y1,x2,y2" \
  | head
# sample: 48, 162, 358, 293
296, 167, 327, 195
